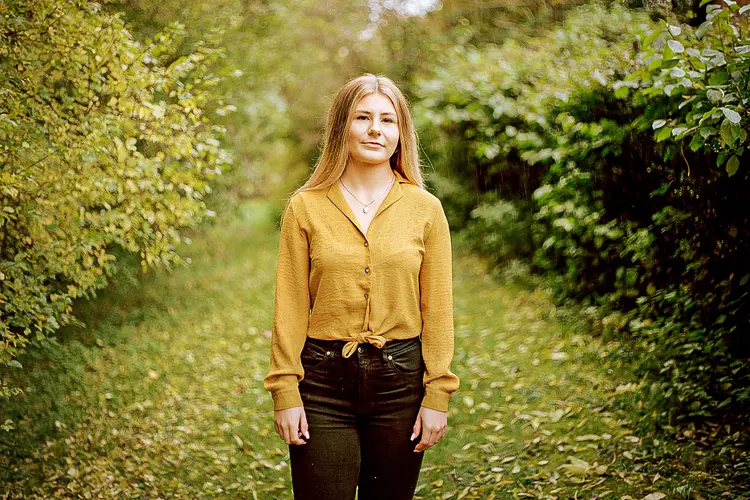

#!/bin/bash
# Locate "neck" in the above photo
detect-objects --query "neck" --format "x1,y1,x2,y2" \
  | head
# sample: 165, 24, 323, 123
340, 161, 394, 194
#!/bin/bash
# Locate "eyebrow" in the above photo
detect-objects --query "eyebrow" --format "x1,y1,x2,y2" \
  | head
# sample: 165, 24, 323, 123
355, 110, 397, 117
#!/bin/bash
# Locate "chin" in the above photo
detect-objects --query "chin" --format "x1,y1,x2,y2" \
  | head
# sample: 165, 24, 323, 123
355, 154, 390, 164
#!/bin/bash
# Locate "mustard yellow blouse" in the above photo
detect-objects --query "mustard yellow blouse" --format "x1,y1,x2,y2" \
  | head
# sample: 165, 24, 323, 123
264, 169, 459, 412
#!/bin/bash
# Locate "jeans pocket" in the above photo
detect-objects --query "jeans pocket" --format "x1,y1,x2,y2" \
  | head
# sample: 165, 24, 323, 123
301, 340, 334, 372
385, 340, 424, 375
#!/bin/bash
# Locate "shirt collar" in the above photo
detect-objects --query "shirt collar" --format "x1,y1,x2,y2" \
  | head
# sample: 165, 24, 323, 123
327, 169, 405, 234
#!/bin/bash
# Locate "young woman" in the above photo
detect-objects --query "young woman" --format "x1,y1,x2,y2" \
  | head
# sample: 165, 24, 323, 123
264, 73, 459, 500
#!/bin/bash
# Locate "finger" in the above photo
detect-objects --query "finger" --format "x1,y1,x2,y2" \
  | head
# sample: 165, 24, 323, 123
289, 435, 307, 445
428, 430, 439, 448
283, 422, 297, 445
438, 427, 446, 441
276, 418, 285, 440
285, 421, 306, 446
422, 428, 436, 449
411, 416, 422, 442
415, 430, 435, 453
300, 410, 310, 440
415, 438, 431, 452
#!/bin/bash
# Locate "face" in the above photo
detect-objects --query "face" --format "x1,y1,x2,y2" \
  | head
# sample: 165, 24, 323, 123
347, 92, 400, 167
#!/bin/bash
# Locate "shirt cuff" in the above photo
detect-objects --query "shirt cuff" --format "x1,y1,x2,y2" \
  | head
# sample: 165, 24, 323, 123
421, 387, 452, 412
271, 388, 303, 411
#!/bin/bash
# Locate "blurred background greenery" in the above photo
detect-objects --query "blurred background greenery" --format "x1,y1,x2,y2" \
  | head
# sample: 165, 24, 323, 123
1, 0, 749, 497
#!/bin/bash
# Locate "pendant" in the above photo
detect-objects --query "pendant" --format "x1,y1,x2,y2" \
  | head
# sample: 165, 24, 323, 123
363, 206, 369, 214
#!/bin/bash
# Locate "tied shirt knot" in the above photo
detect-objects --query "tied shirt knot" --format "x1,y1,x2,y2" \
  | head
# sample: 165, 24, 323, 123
341, 291, 386, 358
341, 330, 387, 358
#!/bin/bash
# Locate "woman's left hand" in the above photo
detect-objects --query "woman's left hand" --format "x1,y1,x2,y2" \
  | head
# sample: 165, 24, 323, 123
411, 406, 448, 452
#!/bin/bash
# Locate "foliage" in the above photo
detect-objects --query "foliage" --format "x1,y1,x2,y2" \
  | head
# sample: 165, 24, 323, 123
611, 0, 750, 424
416, 0, 750, 429
415, 2, 651, 258
2, 200, 746, 497
114, 0, 386, 200
0, 0, 231, 408
628, 1, 749, 173
466, 197, 534, 263
534, 0, 750, 426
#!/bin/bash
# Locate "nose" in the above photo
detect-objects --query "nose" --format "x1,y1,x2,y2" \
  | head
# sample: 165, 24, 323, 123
368, 121, 381, 135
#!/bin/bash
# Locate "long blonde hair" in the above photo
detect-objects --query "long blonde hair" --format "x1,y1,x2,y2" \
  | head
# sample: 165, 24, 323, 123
293, 73, 425, 195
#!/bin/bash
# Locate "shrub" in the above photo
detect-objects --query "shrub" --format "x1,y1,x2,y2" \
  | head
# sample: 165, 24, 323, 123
416, 0, 750, 428
0, 0, 231, 414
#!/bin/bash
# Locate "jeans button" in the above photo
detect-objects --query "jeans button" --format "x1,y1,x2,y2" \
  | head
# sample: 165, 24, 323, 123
357, 346, 364, 354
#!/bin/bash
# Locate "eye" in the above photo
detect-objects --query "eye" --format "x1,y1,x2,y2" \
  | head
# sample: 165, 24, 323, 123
356, 115, 369, 120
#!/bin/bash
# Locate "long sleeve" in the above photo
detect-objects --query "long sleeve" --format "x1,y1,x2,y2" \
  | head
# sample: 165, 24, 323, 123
419, 200, 460, 412
264, 197, 311, 410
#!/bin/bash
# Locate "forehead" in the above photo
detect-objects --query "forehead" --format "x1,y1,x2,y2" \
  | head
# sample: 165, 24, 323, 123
355, 93, 397, 115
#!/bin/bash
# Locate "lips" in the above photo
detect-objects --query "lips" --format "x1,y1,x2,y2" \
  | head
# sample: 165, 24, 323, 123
363, 142, 384, 147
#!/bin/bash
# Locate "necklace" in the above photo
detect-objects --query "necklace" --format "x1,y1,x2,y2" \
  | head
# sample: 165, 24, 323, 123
339, 173, 396, 214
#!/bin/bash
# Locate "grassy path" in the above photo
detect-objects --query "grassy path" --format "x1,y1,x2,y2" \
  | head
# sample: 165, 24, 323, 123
0, 200, 739, 499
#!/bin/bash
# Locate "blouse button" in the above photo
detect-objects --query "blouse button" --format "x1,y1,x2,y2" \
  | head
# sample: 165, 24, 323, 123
364, 293, 369, 299
364, 241, 369, 247
365, 267, 370, 273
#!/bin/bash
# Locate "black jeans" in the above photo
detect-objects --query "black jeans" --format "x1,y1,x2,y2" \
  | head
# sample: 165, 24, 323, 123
289, 336, 426, 500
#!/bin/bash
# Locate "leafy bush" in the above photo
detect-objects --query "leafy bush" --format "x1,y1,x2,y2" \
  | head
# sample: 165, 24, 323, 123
467, 197, 534, 263
416, 0, 750, 428
610, 1, 750, 423
0, 0, 231, 414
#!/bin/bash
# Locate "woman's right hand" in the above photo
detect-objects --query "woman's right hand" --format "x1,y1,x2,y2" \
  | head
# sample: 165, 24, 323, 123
274, 406, 309, 445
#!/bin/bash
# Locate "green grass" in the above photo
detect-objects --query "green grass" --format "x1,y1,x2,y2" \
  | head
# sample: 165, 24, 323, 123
0, 199, 746, 499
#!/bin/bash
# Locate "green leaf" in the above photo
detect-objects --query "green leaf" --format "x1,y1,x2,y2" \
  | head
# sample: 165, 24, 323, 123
651, 182, 672, 196
614, 86, 630, 99
689, 133, 705, 152
717, 153, 728, 168
667, 40, 685, 54
699, 0, 713, 6
720, 119, 736, 145
663, 43, 675, 62
656, 126, 672, 142
8, 360, 22, 369
696, 21, 711, 39
706, 89, 724, 103
708, 72, 729, 85
643, 29, 660, 49
726, 155, 739, 177
672, 127, 689, 137
699, 126, 715, 138
648, 57, 663, 71
721, 107, 741, 124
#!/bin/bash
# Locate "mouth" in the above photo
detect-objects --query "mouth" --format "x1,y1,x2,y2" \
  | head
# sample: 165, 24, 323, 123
363, 142, 384, 147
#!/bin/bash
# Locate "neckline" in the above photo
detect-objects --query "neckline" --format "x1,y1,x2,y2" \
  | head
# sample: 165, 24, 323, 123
338, 173, 396, 212
326, 169, 406, 237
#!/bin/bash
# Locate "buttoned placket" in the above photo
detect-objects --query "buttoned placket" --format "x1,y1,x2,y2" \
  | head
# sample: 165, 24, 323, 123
325, 171, 406, 358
